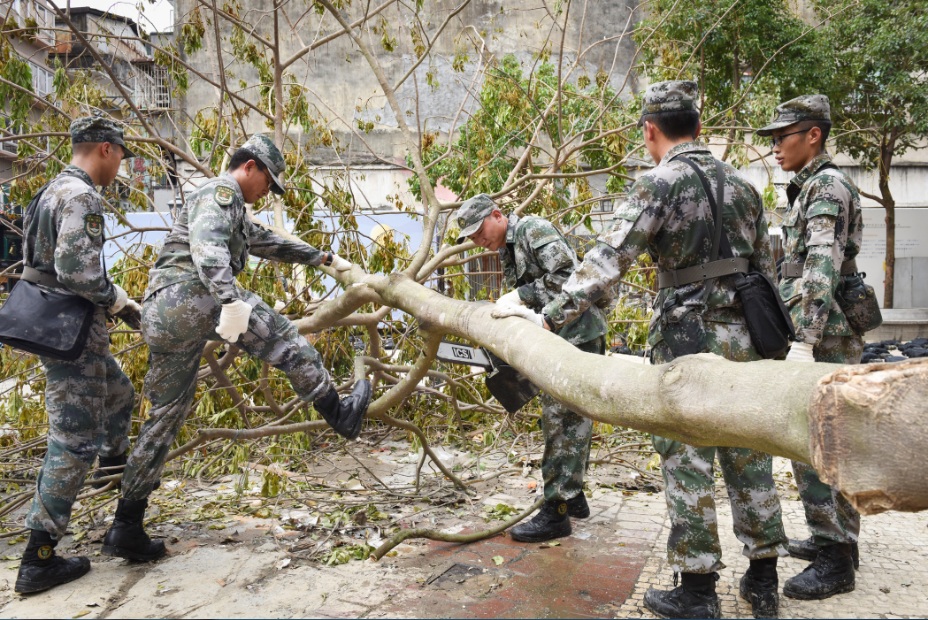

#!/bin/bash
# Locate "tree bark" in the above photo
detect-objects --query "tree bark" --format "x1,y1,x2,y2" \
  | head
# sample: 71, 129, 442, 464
359, 271, 928, 514
879, 132, 897, 308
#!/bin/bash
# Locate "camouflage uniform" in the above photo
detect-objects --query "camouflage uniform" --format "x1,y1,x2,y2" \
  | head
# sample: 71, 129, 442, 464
544, 115, 787, 571
759, 96, 863, 548
496, 213, 608, 502
121, 141, 332, 500
22, 117, 137, 539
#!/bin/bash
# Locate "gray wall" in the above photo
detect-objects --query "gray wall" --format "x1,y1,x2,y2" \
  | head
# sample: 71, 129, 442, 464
175, 0, 641, 163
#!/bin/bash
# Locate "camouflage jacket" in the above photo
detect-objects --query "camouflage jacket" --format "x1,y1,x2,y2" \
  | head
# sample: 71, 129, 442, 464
499, 214, 607, 346
22, 165, 118, 307
778, 152, 862, 343
146, 173, 326, 303
543, 142, 775, 347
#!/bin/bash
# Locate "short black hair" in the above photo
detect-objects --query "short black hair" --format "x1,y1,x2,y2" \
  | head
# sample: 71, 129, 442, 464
642, 109, 700, 141
797, 120, 832, 152
228, 148, 268, 172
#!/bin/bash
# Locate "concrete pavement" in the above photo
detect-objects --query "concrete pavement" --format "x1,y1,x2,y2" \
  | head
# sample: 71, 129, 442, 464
2, 459, 928, 617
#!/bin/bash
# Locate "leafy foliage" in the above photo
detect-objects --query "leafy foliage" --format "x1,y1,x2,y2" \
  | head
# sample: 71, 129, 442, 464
815, 0, 928, 167
637, 0, 821, 165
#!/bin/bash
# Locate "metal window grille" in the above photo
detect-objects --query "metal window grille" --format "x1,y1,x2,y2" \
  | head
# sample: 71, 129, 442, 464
134, 64, 171, 109
466, 252, 503, 300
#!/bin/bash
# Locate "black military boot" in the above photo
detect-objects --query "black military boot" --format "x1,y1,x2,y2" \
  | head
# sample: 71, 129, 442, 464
313, 380, 372, 440
90, 453, 127, 490
739, 557, 779, 618
783, 542, 855, 600
14, 530, 90, 594
102, 498, 166, 561
788, 536, 859, 569
566, 493, 590, 519
510, 499, 571, 542
644, 572, 721, 619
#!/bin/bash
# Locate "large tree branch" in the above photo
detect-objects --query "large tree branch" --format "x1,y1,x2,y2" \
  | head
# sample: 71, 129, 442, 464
363, 271, 928, 515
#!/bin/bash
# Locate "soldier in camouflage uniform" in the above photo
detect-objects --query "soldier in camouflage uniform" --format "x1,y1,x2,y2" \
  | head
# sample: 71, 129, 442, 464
15, 117, 142, 594
100, 135, 372, 562
495, 81, 788, 619
757, 95, 862, 601
456, 194, 608, 542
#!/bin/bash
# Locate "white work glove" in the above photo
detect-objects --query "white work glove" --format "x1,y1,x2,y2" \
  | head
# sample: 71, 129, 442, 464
496, 289, 524, 308
216, 300, 252, 343
109, 284, 129, 313
490, 303, 545, 328
329, 254, 353, 272
786, 341, 816, 363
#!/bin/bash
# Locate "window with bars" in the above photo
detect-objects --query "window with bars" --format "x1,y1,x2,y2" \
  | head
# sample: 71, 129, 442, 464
465, 252, 504, 300
134, 63, 171, 109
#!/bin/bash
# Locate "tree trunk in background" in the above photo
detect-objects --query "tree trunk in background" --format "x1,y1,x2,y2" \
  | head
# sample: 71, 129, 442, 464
879, 134, 896, 308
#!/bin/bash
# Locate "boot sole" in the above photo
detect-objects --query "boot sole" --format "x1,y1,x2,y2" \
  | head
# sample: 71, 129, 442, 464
782, 581, 854, 601
14, 564, 91, 594
102, 544, 166, 562
510, 523, 571, 543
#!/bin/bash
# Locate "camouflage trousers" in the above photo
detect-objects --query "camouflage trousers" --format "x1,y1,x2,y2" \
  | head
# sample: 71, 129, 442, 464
539, 336, 604, 502
26, 308, 136, 538
121, 280, 332, 501
651, 320, 788, 573
791, 333, 863, 546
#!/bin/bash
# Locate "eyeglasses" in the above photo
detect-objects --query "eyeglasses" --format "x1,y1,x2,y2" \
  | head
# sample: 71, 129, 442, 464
260, 166, 275, 190
770, 128, 811, 147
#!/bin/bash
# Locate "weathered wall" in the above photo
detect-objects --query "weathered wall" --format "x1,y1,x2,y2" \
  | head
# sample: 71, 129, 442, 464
174, 0, 641, 163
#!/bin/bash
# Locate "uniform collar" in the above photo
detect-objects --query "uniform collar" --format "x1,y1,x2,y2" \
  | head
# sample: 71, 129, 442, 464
62, 165, 95, 187
219, 171, 245, 202
664, 140, 710, 163
505, 213, 520, 245
790, 152, 833, 190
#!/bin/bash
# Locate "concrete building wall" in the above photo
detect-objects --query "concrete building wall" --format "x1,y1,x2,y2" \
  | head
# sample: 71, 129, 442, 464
175, 0, 641, 163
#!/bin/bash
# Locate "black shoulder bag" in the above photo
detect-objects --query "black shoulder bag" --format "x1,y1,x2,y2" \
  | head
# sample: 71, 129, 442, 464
676, 156, 796, 359
0, 185, 96, 361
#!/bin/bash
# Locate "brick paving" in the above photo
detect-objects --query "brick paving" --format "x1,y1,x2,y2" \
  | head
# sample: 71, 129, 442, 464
381, 460, 928, 618
3, 459, 928, 617
614, 472, 928, 619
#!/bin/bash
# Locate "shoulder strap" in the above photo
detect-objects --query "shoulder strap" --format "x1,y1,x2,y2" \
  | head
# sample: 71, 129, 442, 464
22, 182, 53, 269
675, 155, 729, 260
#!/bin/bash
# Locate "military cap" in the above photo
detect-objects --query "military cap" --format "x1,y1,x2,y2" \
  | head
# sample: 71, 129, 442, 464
239, 134, 286, 195
756, 95, 831, 136
455, 194, 498, 243
638, 80, 699, 127
69, 116, 136, 159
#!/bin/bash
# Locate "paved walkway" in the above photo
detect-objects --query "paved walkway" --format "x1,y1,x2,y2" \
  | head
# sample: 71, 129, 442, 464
380, 477, 928, 618
2, 460, 928, 617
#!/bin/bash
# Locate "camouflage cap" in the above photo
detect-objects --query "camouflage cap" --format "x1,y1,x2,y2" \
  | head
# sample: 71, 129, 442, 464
455, 194, 498, 243
638, 80, 699, 127
239, 134, 286, 195
69, 116, 136, 159
756, 95, 831, 136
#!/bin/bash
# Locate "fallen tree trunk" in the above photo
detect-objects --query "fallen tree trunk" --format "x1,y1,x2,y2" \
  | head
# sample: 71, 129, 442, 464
363, 272, 928, 515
